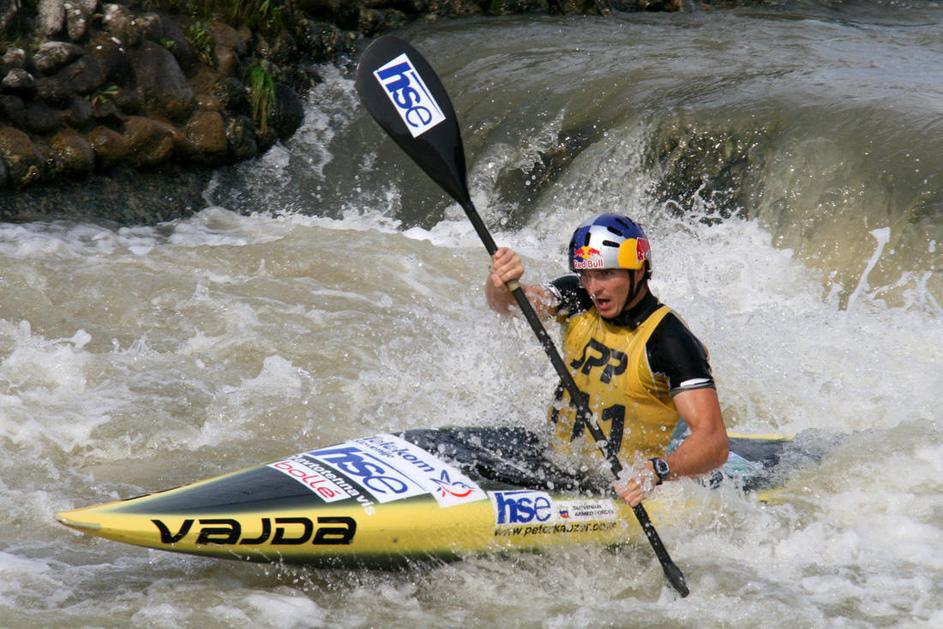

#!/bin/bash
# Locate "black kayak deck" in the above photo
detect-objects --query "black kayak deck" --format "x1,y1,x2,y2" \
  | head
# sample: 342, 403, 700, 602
401, 426, 834, 494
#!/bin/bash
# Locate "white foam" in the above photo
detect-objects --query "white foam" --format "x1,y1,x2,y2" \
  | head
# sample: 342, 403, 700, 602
244, 589, 325, 628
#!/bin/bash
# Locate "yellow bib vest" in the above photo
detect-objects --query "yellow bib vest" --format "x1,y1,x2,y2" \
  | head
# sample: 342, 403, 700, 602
549, 305, 679, 466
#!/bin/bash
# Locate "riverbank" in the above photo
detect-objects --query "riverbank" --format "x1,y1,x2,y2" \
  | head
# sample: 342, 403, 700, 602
1, 0, 676, 221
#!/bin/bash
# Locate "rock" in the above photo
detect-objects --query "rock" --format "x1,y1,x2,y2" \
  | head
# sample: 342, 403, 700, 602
61, 55, 106, 95
91, 98, 122, 124
0, 95, 27, 127
50, 129, 94, 176
77, 0, 98, 14
35, 74, 73, 104
184, 109, 227, 164
37, 0, 66, 37
34, 41, 85, 75
358, 8, 385, 36
209, 21, 249, 77
58, 96, 94, 129
488, 0, 549, 13
65, 0, 99, 41
0, 154, 7, 187
87, 32, 131, 82
295, 20, 351, 62
271, 83, 304, 140
136, 12, 163, 42
381, 8, 409, 30
2, 48, 27, 72
190, 66, 223, 111
295, 0, 344, 13
263, 28, 300, 67
102, 3, 141, 47
85, 124, 128, 169
123, 115, 177, 167
130, 41, 193, 121
189, 66, 250, 116
2, 164, 213, 222
0, 0, 18, 34
134, 13, 164, 39
634, 0, 682, 10
1, 68, 36, 97
24, 102, 60, 134
112, 86, 141, 114
226, 115, 257, 161
297, 0, 360, 28
0, 125, 43, 186
157, 15, 195, 73
219, 75, 251, 115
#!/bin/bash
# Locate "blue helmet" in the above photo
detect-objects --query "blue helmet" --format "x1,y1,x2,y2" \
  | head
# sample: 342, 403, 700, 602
568, 214, 652, 276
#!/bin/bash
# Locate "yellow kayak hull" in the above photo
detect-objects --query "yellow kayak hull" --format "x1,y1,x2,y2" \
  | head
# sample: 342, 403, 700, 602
57, 427, 799, 566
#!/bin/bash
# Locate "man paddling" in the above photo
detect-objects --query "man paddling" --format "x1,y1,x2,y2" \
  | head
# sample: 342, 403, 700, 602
485, 213, 729, 506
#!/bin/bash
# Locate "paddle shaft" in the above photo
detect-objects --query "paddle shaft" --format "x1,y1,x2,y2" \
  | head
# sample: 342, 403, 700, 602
468, 198, 620, 473
355, 35, 688, 597
465, 198, 689, 597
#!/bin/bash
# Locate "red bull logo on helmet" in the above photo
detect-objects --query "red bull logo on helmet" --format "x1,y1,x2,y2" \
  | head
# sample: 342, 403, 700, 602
635, 238, 651, 263
615, 237, 651, 270
572, 245, 604, 269
374, 53, 446, 138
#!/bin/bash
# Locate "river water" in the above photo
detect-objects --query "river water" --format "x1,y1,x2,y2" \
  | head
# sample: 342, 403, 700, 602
2, 3, 942, 627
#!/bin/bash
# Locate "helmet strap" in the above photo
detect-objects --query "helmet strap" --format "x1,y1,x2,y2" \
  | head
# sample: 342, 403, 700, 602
622, 269, 647, 313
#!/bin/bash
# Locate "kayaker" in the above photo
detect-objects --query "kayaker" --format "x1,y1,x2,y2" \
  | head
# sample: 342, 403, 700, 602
484, 213, 729, 506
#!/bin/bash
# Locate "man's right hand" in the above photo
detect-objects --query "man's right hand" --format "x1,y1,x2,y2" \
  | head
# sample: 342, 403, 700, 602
485, 247, 523, 315
489, 247, 524, 289
484, 247, 557, 319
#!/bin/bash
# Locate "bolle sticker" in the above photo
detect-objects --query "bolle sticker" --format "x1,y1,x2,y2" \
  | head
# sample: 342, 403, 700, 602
268, 457, 352, 503
374, 53, 446, 138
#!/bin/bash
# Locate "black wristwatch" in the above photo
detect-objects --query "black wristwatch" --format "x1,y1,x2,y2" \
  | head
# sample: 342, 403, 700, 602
650, 457, 670, 485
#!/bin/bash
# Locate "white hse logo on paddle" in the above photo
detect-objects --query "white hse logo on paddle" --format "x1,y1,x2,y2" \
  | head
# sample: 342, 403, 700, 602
374, 53, 446, 137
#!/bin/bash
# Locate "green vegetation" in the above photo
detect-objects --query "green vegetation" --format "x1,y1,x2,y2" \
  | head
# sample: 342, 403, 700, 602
186, 20, 215, 65
145, 1, 287, 33
222, 0, 285, 32
89, 84, 120, 107
246, 62, 275, 136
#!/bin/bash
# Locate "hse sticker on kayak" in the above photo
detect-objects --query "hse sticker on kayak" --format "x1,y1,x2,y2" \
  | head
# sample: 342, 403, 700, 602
296, 434, 486, 508
490, 490, 618, 527
374, 53, 446, 138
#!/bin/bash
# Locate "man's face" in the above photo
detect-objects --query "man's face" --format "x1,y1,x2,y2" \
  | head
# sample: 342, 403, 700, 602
578, 268, 634, 318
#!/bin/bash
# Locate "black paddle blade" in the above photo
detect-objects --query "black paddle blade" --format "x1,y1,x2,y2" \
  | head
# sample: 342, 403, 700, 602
355, 36, 471, 208
663, 561, 690, 598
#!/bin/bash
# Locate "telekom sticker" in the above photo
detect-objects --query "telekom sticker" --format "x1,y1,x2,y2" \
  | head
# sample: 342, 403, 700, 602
295, 434, 487, 508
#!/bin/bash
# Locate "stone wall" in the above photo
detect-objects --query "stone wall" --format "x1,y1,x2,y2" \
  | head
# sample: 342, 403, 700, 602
0, 0, 683, 220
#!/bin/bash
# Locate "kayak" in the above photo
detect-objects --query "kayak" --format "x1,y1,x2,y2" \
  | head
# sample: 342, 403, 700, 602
56, 426, 819, 567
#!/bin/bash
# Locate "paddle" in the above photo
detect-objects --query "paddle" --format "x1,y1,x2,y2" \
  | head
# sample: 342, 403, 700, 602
355, 35, 689, 598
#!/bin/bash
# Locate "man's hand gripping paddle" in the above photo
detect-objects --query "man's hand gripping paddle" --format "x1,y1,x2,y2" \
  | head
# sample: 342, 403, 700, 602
355, 35, 689, 598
